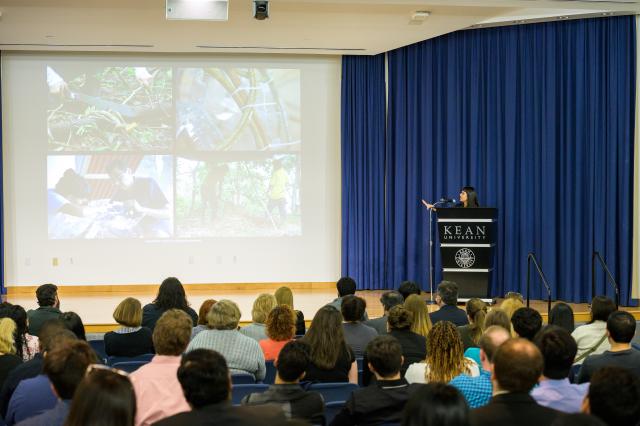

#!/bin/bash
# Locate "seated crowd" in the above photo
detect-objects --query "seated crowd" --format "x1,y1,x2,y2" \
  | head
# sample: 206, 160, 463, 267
0, 278, 635, 426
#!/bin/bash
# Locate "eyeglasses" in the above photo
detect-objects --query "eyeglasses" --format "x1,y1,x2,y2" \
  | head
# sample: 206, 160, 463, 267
85, 364, 129, 377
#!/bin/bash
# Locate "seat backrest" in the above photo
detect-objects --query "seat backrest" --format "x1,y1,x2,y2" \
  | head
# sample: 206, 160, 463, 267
324, 400, 346, 424
107, 353, 154, 366
111, 361, 149, 373
88, 339, 107, 362
309, 383, 358, 403
263, 360, 277, 384
231, 373, 257, 384
231, 384, 269, 405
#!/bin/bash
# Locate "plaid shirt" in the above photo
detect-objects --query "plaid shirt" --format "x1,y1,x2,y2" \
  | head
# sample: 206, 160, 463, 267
449, 369, 492, 408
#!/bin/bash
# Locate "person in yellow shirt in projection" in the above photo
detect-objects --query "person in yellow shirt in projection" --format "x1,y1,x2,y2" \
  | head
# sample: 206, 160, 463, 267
267, 159, 289, 225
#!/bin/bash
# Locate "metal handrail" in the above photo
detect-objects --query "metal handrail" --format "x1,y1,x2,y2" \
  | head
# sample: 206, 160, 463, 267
591, 252, 620, 309
527, 253, 552, 314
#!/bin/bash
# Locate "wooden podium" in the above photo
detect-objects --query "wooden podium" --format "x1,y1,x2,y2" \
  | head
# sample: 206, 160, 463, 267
436, 208, 497, 298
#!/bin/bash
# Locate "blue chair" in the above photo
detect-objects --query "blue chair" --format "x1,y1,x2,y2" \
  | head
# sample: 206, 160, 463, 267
232, 384, 269, 405
112, 361, 148, 373
568, 364, 582, 384
107, 353, 154, 366
356, 357, 364, 386
263, 360, 277, 384
232, 373, 256, 384
324, 401, 346, 424
309, 383, 358, 403
88, 340, 107, 363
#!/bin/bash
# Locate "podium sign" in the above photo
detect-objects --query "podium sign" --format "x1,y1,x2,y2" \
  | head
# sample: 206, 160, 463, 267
436, 208, 497, 298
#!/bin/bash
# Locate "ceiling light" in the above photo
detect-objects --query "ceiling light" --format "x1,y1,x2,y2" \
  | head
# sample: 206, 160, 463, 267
166, 0, 228, 21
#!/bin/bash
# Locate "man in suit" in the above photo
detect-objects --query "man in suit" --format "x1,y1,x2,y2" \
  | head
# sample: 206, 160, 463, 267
429, 281, 468, 326
470, 338, 562, 426
365, 291, 404, 335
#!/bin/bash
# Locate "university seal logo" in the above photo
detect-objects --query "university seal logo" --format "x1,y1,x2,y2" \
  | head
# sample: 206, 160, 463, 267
455, 248, 475, 268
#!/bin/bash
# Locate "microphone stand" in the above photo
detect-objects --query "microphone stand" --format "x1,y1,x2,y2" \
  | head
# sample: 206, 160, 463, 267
428, 200, 449, 304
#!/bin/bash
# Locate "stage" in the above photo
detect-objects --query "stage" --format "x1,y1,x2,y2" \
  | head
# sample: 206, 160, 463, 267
6, 285, 640, 333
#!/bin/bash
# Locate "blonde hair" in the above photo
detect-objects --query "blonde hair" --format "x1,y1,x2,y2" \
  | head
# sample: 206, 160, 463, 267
404, 294, 432, 338
426, 321, 472, 383
252, 294, 277, 324
112, 297, 142, 327
500, 298, 524, 320
466, 298, 488, 346
0, 318, 16, 354
207, 300, 241, 330
274, 287, 294, 309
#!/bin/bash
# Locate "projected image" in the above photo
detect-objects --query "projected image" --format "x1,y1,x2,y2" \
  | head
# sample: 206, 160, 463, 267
175, 155, 300, 237
176, 68, 300, 151
47, 66, 173, 151
47, 155, 173, 239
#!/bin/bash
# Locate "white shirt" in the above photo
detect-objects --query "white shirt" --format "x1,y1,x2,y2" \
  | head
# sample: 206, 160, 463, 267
405, 357, 480, 384
571, 321, 610, 365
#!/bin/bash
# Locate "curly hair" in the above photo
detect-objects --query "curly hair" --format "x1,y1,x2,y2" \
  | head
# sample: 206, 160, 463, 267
426, 321, 473, 383
251, 294, 278, 324
404, 295, 432, 338
387, 305, 413, 331
266, 305, 296, 341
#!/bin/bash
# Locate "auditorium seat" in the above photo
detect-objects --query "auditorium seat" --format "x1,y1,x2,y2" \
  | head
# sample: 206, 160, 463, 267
356, 357, 363, 386
232, 384, 269, 405
88, 339, 107, 362
112, 360, 149, 373
308, 383, 358, 403
324, 400, 346, 424
107, 353, 154, 366
231, 373, 257, 384
568, 364, 582, 384
263, 360, 277, 384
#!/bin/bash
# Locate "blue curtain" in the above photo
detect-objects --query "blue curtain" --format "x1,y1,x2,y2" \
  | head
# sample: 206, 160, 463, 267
384, 16, 636, 303
341, 55, 387, 289
0, 55, 4, 296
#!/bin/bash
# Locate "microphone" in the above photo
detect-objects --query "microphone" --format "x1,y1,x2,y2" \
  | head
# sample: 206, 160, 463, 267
438, 197, 455, 203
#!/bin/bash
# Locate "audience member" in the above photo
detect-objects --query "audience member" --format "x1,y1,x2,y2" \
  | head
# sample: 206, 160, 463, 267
403, 295, 432, 338
104, 298, 154, 357
405, 321, 478, 384
398, 281, 421, 302
458, 299, 488, 350
0, 320, 66, 419
27, 284, 61, 337
499, 297, 524, 321
450, 326, 511, 409
469, 338, 561, 426
365, 291, 404, 335
187, 300, 265, 381
483, 308, 511, 332
131, 309, 192, 426
402, 383, 470, 426
532, 326, 587, 413
153, 349, 286, 426
583, 366, 640, 426
59, 312, 86, 341
259, 305, 296, 361
301, 306, 357, 383
327, 277, 368, 320
0, 304, 39, 362
578, 310, 640, 383
341, 296, 378, 357
5, 329, 77, 425
331, 336, 421, 426
429, 281, 468, 326
142, 277, 198, 331
549, 302, 575, 334
240, 294, 278, 342
274, 286, 305, 336
571, 296, 616, 364
191, 299, 216, 340
0, 319, 22, 390
242, 341, 324, 424
16, 340, 96, 426
511, 308, 542, 341
64, 366, 136, 426
550, 413, 606, 426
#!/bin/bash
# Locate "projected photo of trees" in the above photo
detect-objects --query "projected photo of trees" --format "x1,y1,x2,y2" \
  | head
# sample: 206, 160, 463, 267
47, 66, 173, 151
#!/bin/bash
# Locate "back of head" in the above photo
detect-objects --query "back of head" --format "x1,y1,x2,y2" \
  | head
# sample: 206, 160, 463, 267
153, 309, 193, 356
590, 296, 616, 323
398, 281, 420, 301
276, 340, 310, 382
65, 369, 136, 426
510, 307, 542, 340
606, 311, 636, 344
266, 305, 295, 341
36, 283, 58, 307
302, 306, 346, 370
588, 366, 640, 426
154, 277, 189, 311
493, 338, 543, 393
437, 281, 458, 306
44, 339, 98, 399
380, 291, 404, 312
207, 300, 241, 330
500, 298, 524, 320
341, 295, 366, 322
113, 298, 142, 328
534, 325, 577, 379
466, 298, 488, 345
387, 305, 413, 331
426, 321, 466, 382
336, 277, 357, 297
251, 294, 278, 324
39, 320, 73, 352
484, 308, 512, 333
60, 312, 86, 341
478, 326, 511, 363
404, 294, 432, 337
274, 287, 294, 309
0, 318, 16, 354
402, 383, 469, 426
366, 335, 403, 378
197, 299, 217, 326
178, 349, 229, 408
548, 302, 575, 333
